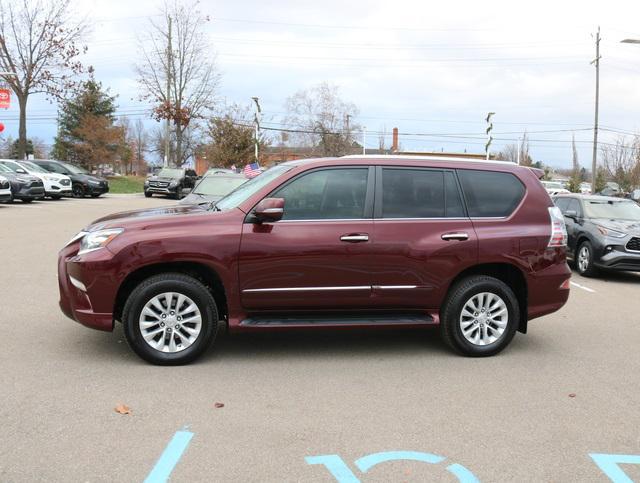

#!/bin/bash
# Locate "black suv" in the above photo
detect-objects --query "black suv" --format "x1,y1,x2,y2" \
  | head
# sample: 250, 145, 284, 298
554, 194, 640, 276
144, 167, 198, 199
0, 163, 44, 202
32, 160, 109, 198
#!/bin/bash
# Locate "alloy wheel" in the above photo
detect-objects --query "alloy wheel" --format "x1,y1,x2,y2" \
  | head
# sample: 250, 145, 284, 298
138, 292, 202, 353
459, 292, 508, 346
578, 246, 590, 273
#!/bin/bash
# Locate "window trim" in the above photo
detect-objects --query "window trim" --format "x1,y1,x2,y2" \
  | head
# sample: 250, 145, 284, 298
244, 165, 375, 223
374, 166, 468, 220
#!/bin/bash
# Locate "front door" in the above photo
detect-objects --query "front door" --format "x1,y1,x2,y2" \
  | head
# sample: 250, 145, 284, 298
369, 167, 478, 309
239, 166, 375, 312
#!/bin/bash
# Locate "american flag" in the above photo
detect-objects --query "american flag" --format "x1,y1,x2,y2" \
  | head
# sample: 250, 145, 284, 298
243, 162, 261, 178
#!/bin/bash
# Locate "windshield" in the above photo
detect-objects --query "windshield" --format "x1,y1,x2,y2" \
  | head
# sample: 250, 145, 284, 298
214, 165, 292, 211
584, 199, 640, 221
20, 161, 48, 174
60, 162, 89, 174
194, 176, 247, 196
0, 161, 22, 172
157, 168, 184, 178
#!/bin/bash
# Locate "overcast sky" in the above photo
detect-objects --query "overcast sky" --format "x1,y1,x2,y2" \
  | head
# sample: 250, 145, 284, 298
3, 0, 640, 167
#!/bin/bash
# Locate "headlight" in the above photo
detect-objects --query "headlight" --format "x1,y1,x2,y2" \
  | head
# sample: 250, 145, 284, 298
16, 176, 32, 183
88, 179, 100, 185
596, 226, 626, 238
78, 228, 124, 255
144, 180, 150, 186
44, 175, 57, 181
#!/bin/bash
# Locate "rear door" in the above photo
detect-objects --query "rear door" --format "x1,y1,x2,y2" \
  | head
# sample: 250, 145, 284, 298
238, 166, 376, 311
370, 166, 478, 309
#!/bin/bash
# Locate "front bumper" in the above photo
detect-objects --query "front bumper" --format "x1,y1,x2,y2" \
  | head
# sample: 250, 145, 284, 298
86, 183, 109, 195
595, 246, 640, 271
145, 185, 179, 195
58, 243, 117, 332
0, 192, 11, 202
16, 185, 45, 200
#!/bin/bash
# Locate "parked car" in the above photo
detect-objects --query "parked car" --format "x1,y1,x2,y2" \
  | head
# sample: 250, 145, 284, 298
0, 174, 11, 203
541, 180, 571, 196
58, 156, 571, 365
31, 160, 109, 198
553, 194, 640, 276
144, 167, 198, 199
0, 159, 72, 199
579, 182, 592, 195
179, 172, 248, 207
0, 163, 45, 203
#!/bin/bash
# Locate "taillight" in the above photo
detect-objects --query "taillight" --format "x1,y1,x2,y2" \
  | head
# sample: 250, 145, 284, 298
548, 206, 567, 248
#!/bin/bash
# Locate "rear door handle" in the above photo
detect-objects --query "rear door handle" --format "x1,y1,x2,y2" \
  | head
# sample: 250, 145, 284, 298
340, 234, 369, 243
441, 232, 469, 241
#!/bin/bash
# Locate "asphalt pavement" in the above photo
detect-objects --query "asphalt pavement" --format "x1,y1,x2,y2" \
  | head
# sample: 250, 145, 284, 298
1, 194, 640, 482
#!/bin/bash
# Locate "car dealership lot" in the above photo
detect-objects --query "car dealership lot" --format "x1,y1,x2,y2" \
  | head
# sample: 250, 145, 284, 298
1, 195, 640, 482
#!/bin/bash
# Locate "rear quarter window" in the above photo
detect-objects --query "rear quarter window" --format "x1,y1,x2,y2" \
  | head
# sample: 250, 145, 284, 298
458, 169, 525, 218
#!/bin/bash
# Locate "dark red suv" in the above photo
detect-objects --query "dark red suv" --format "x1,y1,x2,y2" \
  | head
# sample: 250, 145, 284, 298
58, 156, 571, 364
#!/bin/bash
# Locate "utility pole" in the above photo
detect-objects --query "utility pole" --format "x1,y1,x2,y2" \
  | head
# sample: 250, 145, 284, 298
516, 136, 521, 165
591, 26, 601, 192
252, 96, 261, 165
362, 126, 366, 155
164, 15, 172, 168
485, 112, 495, 161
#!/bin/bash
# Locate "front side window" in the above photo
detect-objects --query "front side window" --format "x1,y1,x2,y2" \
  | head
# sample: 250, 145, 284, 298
458, 170, 525, 218
273, 168, 369, 220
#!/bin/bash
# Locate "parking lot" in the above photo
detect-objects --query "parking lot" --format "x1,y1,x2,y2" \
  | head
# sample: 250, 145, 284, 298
1, 194, 640, 482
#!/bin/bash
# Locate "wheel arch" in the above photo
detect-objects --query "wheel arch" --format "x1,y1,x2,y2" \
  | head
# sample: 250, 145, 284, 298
445, 263, 528, 333
113, 261, 228, 324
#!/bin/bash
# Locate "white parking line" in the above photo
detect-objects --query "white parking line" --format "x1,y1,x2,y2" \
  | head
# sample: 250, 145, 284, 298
570, 281, 596, 293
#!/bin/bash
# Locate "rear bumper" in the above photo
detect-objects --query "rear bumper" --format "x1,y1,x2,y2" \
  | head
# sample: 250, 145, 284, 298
527, 260, 572, 321
58, 244, 116, 332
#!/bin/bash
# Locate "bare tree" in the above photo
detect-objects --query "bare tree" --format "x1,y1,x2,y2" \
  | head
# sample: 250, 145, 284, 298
284, 82, 359, 157
0, 0, 85, 159
567, 133, 582, 192
496, 143, 518, 162
136, 0, 220, 166
378, 125, 386, 152
132, 118, 148, 175
601, 135, 640, 192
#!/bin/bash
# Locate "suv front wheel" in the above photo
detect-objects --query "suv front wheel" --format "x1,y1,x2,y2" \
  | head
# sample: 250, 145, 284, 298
440, 275, 519, 357
122, 273, 219, 365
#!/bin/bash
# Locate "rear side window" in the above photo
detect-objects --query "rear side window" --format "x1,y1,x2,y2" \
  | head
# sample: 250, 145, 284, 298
458, 170, 525, 218
381, 168, 444, 218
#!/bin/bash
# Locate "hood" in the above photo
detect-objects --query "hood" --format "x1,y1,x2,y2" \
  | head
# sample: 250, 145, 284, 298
592, 218, 640, 237
87, 204, 206, 230
71, 173, 107, 183
1, 172, 39, 183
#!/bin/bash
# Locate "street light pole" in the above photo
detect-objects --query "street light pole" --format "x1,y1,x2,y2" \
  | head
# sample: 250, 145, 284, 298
591, 27, 601, 193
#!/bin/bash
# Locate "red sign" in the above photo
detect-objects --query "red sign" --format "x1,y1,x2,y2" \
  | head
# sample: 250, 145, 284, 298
0, 88, 10, 109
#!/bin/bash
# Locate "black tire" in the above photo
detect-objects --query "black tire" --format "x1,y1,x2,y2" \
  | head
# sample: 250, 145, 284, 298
72, 184, 85, 198
576, 240, 598, 277
440, 275, 519, 357
21, 198, 33, 203
144, 191, 152, 198
122, 273, 219, 365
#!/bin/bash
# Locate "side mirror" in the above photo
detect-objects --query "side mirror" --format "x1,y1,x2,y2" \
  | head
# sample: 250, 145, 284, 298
253, 197, 284, 223
564, 210, 578, 220
16, 168, 27, 174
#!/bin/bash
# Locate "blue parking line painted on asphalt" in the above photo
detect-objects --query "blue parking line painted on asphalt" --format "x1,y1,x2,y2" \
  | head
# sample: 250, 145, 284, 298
144, 430, 194, 483
354, 451, 445, 472
446, 463, 481, 483
306, 455, 361, 483
589, 453, 640, 483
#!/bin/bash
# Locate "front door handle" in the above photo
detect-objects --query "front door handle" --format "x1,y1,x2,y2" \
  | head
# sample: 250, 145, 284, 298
340, 234, 369, 243
441, 232, 469, 241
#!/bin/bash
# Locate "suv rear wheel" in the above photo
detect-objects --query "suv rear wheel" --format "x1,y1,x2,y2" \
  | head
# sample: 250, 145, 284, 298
441, 275, 519, 357
122, 273, 219, 365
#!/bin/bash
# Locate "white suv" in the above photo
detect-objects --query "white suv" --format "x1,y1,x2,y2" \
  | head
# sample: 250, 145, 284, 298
0, 159, 72, 199
0, 174, 11, 202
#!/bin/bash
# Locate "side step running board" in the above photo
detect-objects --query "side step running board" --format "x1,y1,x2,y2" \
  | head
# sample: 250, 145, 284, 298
240, 314, 435, 327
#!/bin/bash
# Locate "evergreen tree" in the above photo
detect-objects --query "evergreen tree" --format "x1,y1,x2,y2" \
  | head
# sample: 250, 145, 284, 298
52, 76, 123, 169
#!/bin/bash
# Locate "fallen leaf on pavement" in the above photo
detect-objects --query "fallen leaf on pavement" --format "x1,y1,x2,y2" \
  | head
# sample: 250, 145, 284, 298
214, 402, 224, 408
568, 393, 576, 398
115, 404, 132, 414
